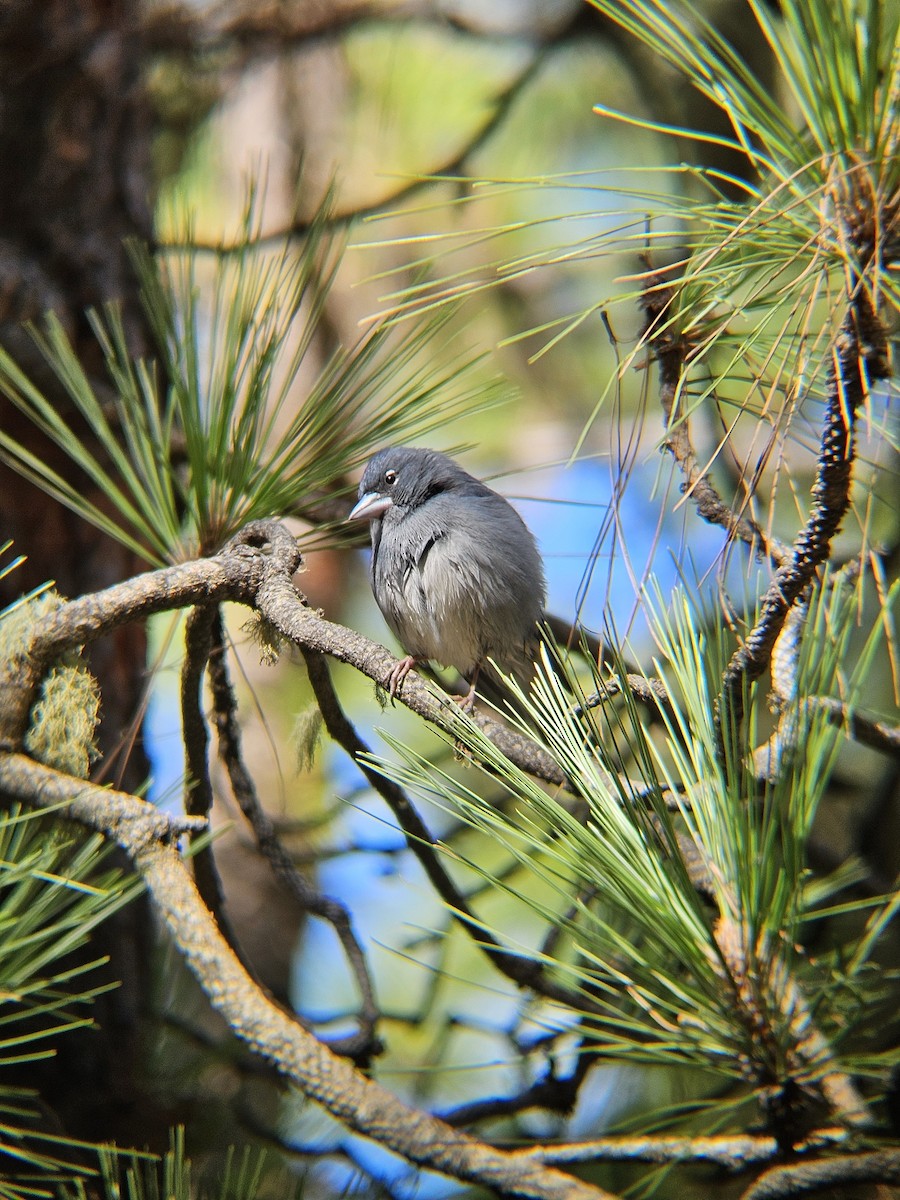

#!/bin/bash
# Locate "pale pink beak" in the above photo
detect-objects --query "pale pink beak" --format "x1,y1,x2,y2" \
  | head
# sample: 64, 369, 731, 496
347, 491, 393, 522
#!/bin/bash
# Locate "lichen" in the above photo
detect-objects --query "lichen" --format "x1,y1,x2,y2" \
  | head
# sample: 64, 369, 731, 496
1, 590, 102, 778
242, 612, 284, 666
292, 706, 323, 773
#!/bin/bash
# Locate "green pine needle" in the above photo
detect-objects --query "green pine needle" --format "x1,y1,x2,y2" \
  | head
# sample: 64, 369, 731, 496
0, 192, 504, 566
364, 573, 896, 1096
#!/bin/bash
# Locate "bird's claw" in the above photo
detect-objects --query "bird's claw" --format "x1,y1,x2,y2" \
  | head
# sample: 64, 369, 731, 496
387, 655, 418, 697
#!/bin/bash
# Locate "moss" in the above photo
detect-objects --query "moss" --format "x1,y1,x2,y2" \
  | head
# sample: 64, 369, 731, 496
242, 613, 284, 667
24, 663, 102, 779
1, 590, 101, 779
292, 706, 323, 773
0, 590, 61, 659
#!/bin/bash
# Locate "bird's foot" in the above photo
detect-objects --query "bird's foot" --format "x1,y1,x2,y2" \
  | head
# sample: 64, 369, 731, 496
387, 655, 418, 697
455, 665, 481, 712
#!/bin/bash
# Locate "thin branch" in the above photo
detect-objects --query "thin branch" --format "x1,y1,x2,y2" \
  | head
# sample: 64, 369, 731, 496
0, 537, 289, 753
768, 596, 808, 709
155, 38, 553, 253
441, 1046, 597, 1127
739, 1148, 900, 1200
756, 694, 900, 780
542, 613, 670, 707
182, 604, 215, 823
181, 603, 230, 922
143, 0, 398, 56
577, 673, 671, 712
639, 273, 790, 571
206, 611, 382, 1065
752, 498, 900, 771
515, 1128, 848, 1171
142, 0, 579, 60
809, 696, 900, 757
300, 647, 609, 1017
718, 305, 867, 740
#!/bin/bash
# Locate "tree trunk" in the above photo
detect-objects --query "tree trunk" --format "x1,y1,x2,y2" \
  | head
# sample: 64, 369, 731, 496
0, 0, 159, 1146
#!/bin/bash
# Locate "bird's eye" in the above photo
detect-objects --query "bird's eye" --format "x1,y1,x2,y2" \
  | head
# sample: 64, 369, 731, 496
384, 469, 398, 486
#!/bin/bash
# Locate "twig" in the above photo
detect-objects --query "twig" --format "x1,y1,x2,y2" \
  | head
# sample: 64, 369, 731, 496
577, 673, 671, 712
767, 562, 894, 757
640, 275, 790, 570
300, 647, 608, 1017
206, 612, 382, 1065
756, 694, 900, 781
514, 1128, 848, 1171
739, 1148, 900, 1200
542, 614, 671, 714
807, 697, 900, 758
154, 39, 553, 254
143, 0, 394, 57
441, 1046, 597, 1127
718, 307, 867, 742
181, 603, 230, 923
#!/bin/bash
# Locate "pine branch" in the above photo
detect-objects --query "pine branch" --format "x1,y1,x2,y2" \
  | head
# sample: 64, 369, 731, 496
206, 613, 382, 1065
300, 646, 608, 1017
756, 585, 900, 772
640, 272, 791, 571
740, 1147, 900, 1200
718, 304, 868, 743
0, 543, 279, 756
181, 603, 231, 925
516, 1128, 848, 1171
1, 518, 890, 1181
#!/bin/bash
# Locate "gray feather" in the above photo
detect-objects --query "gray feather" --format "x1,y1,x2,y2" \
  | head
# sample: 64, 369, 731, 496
351, 447, 546, 688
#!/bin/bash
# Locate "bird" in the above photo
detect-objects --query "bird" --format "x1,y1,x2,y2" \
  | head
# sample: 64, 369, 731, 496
347, 446, 547, 708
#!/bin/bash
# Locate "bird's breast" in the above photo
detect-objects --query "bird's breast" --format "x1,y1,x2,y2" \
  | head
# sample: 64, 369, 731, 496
371, 500, 542, 680
372, 525, 482, 674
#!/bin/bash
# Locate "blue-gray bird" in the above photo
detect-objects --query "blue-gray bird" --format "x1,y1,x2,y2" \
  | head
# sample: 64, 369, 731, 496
348, 447, 547, 707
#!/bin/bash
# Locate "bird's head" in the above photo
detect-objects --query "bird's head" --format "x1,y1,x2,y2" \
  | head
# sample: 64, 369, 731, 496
347, 447, 470, 523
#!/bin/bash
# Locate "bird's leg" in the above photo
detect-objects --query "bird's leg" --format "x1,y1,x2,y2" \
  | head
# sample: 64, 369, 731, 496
457, 664, 481, 712
387, 654, 419, 697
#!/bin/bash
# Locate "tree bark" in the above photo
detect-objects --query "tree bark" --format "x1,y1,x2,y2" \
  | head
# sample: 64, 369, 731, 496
0, 0, 156, 1146
0, 0, 152, 765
